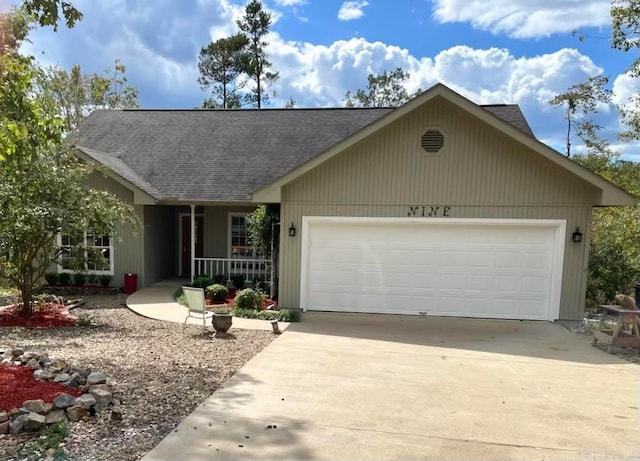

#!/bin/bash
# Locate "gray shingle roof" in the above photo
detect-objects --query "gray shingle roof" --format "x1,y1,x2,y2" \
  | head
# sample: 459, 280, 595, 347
482, 104, 535, 137
74, 104, 533, 202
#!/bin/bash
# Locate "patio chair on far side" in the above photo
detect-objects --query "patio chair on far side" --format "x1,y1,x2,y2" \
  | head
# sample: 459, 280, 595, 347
182, 286, 214, 331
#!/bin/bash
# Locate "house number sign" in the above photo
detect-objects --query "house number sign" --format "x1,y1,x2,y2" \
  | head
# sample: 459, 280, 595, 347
407, 205, 452, 217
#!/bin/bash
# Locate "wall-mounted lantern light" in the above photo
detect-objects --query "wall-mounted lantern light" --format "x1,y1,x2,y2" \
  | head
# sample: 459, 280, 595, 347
572, 227, 583, 243
288, 223, 296, 237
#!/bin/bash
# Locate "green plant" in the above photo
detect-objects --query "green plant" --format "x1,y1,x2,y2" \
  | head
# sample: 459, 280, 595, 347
16, 422, 69, 460
58, 272, 71, 286
87, 274, 97, 284
586, 240, 638, 309
206, 283, 228, 302
234, 288, 264, 310
174, 287, 187, 306
230, 273, 246, 290
98, 274, 112, 287
212, 273, 227, 285
72, 272, 86, 286
45, 272, 58, 285
192, 275, 214, 289
76, 313, 93, 326
234, 307, 301, 322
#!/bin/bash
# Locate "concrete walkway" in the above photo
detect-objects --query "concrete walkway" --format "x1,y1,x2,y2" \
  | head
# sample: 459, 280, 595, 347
141, 313, 640, 461
126, 279, 289, 332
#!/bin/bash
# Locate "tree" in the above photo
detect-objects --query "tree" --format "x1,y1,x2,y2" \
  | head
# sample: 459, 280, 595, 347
611, 0, 640, 140
573, 153, 640, 306
549, 76, 612, 157
197, 34, 248, 109
21, 0, 82, 30
344, 67, 418, 108
246, 204, 279, 298
236, 0, 279, 108
0, 9, 137, 315
37, 60, 139, 132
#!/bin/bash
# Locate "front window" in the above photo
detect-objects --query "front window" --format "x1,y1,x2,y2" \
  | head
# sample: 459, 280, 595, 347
230, 214, 255, 259
58, 231, 113, 274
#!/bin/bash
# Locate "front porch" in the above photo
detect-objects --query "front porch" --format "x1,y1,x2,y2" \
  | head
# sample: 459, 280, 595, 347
140, 204, 274, 289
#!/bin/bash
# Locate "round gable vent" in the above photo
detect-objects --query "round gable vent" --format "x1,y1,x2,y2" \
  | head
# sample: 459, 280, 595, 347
421, 130, 444, 154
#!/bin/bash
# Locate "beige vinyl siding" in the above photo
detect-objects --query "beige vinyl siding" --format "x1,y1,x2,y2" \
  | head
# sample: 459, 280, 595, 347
85, 173, 144, 289
202, 206, 257, 257
279, 99, 598, 320
143, 206, 175, 286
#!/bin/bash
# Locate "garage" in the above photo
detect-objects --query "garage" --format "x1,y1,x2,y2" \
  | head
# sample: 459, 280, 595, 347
300, 217, 566, 320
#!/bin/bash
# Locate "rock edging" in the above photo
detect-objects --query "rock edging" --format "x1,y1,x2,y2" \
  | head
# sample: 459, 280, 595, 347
0, 347, 123, 435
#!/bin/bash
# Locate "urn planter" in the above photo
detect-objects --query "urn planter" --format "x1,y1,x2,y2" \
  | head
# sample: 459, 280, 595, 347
212, 313, 233, 337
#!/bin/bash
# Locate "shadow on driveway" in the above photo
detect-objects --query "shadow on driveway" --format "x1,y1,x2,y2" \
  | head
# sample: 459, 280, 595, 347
288, 311, 633, 365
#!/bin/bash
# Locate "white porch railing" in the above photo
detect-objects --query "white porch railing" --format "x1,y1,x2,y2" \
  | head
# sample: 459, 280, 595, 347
194, 257, 272, 285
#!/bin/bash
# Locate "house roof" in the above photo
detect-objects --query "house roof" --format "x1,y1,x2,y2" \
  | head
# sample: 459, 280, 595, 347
253, 84, 635, 206
74, 101, 534, 203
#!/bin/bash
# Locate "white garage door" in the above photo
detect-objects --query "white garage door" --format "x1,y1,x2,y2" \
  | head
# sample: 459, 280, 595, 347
301, 218, 565, 320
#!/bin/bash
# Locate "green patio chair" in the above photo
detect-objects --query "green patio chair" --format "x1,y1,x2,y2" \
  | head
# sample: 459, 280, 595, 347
182, 286, 214, 331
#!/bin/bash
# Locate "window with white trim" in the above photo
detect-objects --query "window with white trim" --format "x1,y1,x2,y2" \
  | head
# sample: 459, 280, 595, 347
229, 214, 255, 259
58, 232, 114, 274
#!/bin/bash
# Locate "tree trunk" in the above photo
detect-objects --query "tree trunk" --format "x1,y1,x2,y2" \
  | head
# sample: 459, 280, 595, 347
257, 74, 261, 109
19, 282, 33, 316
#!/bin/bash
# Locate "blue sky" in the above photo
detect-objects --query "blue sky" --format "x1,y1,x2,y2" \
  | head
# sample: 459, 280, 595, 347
13, 0, 640, 160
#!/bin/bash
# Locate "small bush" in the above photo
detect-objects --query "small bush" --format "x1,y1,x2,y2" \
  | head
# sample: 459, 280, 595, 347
72, 272, 86, 286
45, 272, 59, 286
58, 272, 71, 286
98, 274, 112, 287
230, 273, 246, 290
17, 422, 69, 460
174, 287, 187, 306
192, 275, 214, 289
212, 274, 227, 285
87, 274, 98, 284
206, 283, 228, 302
234, 288, 265, 310
234, 308, 301, 322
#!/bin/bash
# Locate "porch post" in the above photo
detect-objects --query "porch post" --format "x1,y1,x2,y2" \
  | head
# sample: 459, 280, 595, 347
190, 204, 196, 283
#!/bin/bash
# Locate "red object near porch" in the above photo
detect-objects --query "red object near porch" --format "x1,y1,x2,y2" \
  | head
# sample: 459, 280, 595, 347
123, 273, 137, 294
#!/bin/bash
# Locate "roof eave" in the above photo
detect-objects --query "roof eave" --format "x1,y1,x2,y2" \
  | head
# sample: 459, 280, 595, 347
74, 148, 159, 205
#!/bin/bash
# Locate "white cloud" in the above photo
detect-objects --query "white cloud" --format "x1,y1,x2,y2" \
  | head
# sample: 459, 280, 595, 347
432, 0, 610, 38
338, 1, 369, 21
274, 0, 306, 5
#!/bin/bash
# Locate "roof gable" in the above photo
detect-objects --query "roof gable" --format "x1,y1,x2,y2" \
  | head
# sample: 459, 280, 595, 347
252, 84, 634, 206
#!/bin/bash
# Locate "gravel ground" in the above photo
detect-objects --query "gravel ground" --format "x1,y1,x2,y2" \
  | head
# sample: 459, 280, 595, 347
0, 294, 275, 461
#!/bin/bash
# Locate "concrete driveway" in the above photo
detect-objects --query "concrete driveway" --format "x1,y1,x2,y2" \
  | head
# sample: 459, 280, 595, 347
142, 313, 640, 461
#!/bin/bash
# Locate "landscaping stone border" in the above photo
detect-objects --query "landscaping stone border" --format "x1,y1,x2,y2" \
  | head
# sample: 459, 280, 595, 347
0, 347, 122, 435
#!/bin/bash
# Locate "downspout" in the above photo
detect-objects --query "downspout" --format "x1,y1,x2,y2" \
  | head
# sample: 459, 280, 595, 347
190, 204, 196, 284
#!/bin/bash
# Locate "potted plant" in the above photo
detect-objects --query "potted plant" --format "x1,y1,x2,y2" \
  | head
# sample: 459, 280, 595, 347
211, 305, 233, 337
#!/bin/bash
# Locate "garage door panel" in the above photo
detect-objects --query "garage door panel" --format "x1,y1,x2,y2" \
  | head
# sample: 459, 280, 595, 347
303, 219, 564, 320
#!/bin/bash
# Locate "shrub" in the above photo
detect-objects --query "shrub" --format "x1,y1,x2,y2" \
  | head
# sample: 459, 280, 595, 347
586, 240, 638, 309
212, 274, 227, 285
72, 272, 86, 286
58, 272, 71, 286
192, 275, 214, 289
98, 274, 112, 287
87, 274, 97, 284
234, 307, 301, 322
174, 287, 187, 306
44, 272, 58, 286
230, 273, 245, 290
234, 288, 265, 310
206, 283, 228, 302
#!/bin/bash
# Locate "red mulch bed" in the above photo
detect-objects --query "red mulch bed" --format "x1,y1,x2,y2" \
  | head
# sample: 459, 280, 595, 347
205, 295, 276, 310
0, 303, 76, 328
0, 366, 82, 412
